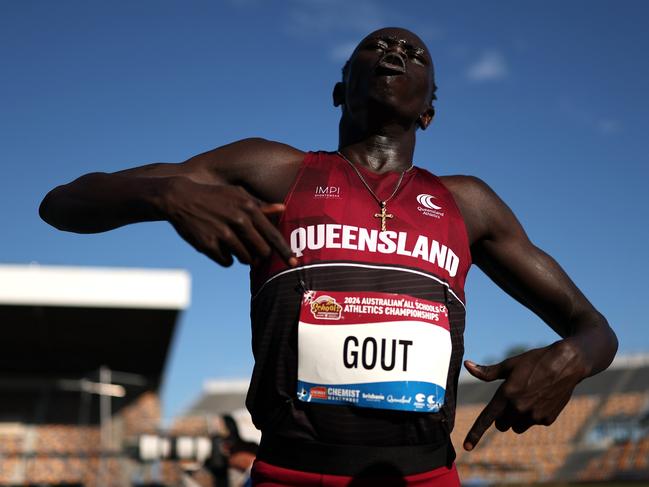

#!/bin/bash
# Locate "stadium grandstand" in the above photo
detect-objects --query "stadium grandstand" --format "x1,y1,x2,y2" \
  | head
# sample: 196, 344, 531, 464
0, 264, 190, 486
176, 354, 649, 486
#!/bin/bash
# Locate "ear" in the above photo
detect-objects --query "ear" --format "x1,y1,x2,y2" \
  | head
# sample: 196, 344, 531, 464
417, 106, 435, 130
333, 82, 345, 108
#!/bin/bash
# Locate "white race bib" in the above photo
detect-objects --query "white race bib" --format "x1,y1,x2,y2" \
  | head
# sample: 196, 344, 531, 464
296, 290, 451, 412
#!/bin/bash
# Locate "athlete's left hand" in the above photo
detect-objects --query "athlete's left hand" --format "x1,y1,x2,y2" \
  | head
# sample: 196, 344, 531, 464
462, 339, 589, 451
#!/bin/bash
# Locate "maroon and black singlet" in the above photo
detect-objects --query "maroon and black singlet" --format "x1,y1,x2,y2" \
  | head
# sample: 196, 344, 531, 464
247, 152, 471, 479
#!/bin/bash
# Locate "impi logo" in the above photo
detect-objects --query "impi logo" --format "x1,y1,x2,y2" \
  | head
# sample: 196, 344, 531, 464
314, 186, 341, 198
416, 193, 445, 219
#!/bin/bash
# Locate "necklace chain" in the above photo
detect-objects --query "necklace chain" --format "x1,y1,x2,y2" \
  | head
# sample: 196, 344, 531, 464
337, 151, 412, 206
337, 151, 413, 231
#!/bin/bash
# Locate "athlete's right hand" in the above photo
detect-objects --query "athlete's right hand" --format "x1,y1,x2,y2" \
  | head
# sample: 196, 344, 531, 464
162, 178, 297, 267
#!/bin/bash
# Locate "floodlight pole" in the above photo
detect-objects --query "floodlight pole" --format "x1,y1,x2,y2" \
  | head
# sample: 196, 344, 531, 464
98, 365, 112, 487
100, 365, 112, 450
56, 367, 135, 486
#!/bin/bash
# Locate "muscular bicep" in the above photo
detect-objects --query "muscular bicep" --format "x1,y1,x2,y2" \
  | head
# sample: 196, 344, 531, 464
448, 176, 595, 337
113, 138, 304, 202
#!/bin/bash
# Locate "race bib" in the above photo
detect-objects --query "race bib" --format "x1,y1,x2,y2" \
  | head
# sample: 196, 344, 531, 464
296, 290, 451, 413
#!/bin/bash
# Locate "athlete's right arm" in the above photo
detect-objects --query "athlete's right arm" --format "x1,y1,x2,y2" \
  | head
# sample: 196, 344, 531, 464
39, 138, 304, 267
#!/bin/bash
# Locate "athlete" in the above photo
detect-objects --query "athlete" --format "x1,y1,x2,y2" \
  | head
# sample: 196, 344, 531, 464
40, 27, 617, 486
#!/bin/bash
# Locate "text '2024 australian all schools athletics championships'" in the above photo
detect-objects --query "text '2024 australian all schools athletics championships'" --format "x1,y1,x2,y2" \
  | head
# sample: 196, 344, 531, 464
297, 289, 452, 412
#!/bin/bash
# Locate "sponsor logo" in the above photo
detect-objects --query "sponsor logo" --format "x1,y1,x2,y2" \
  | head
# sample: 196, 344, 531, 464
416, 193, 445, 219
387, 394, 412, 404
427, 394, 442, 411
314, 186, 341, 199
417, 194, 442, 210
414, 392, 442, 410
414, 392, 426, 409
310, 295, 343, 320
327, 387, 360, 403
361, 392, 385, 401
310, 386, 327, 399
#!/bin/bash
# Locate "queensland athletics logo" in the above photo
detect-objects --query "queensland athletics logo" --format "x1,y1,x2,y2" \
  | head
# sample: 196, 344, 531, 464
416, 194, 445, 219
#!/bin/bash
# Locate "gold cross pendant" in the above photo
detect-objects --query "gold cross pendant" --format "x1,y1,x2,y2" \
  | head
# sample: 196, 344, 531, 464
374, 201, 394, 231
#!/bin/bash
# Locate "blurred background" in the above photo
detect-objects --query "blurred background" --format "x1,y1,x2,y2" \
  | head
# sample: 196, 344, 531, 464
1, 0, 648, 485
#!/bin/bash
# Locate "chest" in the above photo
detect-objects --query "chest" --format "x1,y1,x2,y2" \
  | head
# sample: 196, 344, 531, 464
251, 152, 472, 299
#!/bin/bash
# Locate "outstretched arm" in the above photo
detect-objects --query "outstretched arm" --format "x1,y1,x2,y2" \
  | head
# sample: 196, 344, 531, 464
443, 176, 617, 451
39, 138, 304, 266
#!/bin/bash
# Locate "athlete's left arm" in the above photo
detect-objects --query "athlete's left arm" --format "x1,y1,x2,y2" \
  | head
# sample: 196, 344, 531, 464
442, 175, 618, 451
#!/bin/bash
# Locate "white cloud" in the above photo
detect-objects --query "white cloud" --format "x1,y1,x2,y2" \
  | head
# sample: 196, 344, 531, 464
287, 0, 385, 36
466, 50, 508, 82
558, 98, 624, 135
597, 119, 622, 135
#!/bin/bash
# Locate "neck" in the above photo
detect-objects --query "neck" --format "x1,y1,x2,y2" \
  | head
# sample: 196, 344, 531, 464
338, 114, 416, 174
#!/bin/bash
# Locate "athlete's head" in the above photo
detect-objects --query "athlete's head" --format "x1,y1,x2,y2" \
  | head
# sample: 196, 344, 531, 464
333, 27, 437, 131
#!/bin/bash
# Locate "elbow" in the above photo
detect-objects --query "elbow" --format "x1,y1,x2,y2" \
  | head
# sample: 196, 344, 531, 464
596, 311, 618, 357
39, 185, 75, 231
591, 311, 620, 370
607, 321, 619, 364
569, 309, 618, 375
594, 312, 619, 371
39, 189, 58, 227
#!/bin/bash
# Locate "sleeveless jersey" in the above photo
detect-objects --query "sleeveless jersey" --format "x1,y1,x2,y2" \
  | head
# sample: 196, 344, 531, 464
248, 151, 471, 471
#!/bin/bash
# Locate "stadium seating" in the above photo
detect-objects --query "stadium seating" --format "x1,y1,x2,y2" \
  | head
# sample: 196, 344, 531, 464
121, 391, 162, 436
34, 425, 102, 454
600, 391, 649, 418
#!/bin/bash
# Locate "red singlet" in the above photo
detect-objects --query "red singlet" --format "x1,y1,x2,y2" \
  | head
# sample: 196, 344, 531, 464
248, 152, 471, 482
251, 460, 461, 486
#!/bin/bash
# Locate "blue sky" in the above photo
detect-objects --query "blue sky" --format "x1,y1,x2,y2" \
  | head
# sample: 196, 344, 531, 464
1, 1, 648, 420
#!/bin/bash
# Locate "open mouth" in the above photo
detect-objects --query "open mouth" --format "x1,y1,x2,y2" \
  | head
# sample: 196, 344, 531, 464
376, 53, 406, 75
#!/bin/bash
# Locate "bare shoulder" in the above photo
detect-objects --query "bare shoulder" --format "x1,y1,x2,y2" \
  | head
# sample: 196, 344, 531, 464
439, 175, 493, 204
199, 137, 304, 167
113, 137, 305, 203
185, 137, 304, 180
183, 137, 305, 203
439, 175, 522, 246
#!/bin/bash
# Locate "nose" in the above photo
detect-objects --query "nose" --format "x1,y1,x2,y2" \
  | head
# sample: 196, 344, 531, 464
384, 41, 407, 64
389, 40, 408, 56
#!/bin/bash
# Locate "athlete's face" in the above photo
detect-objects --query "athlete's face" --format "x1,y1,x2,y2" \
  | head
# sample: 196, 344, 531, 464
338, 28, 435, 127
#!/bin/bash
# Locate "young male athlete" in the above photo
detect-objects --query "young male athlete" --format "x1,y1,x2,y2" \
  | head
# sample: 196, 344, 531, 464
40, 27, 617, 486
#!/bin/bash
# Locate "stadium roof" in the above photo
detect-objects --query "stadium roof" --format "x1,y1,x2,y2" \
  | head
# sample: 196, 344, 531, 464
0, 264, 190, 309
188, 379, 249, 415
0, 263, 190, 390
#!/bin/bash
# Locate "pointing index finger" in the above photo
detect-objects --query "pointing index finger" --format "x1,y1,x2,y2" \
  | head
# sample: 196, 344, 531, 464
464, 385, 508, 451
257, 203, 297, 266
